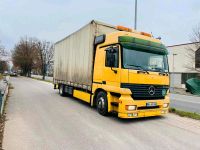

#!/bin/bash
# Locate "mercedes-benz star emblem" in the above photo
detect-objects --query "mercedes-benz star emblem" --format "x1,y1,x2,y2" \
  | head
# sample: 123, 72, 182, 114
148, 86, 155, 96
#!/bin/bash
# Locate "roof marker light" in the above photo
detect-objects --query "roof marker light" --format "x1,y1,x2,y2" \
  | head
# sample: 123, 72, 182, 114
140, 32, 152, 37
116, 26, 132, 32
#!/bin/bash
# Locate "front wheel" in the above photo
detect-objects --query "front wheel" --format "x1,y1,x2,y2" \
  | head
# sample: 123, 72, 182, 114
96, 91, 108, 116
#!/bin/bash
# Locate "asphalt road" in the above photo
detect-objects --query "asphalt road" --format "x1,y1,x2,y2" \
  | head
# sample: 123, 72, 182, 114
3, 77, 200, 150
170, 93, 200, 114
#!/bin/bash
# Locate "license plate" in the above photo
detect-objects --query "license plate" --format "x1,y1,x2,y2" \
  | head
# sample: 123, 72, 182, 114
146, 102, 157, 107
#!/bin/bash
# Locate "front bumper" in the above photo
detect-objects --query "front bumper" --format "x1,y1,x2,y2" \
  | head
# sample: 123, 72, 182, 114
109, 92, 170, 119
118, 108, 169, 118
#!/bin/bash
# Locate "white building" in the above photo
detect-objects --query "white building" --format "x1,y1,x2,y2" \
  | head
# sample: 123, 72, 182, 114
167, 42, 200, 88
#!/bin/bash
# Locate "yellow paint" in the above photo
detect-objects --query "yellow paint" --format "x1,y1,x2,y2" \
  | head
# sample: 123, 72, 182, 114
116, 94, 169, 118
73, 90, 90, 103
127, 69, 169, 85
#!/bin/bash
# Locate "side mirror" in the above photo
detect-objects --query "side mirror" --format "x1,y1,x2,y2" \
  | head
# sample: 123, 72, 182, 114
105, 46, 118, 74
110, 53, 115, 67
107, 47, 117, 67
109, 47, 118, 73
109, 48, 117, 53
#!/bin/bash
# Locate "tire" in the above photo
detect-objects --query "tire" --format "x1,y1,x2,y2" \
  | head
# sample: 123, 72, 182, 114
59, 84, 66, 96
96, 91, 108, 116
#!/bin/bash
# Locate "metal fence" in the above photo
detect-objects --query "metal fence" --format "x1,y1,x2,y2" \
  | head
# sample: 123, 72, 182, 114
0, 76, 9, 115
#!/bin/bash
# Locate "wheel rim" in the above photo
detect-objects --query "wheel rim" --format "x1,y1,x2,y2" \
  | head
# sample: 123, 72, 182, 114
97, 97, 105, 111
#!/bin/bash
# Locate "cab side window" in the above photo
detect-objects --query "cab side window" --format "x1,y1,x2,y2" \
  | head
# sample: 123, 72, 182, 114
105, 46, 119, 68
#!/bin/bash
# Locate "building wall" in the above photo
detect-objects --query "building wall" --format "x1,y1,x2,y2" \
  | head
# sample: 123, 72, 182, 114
170, 73, 183, 88
167, 43, 199, 88
168, 43, 197, 73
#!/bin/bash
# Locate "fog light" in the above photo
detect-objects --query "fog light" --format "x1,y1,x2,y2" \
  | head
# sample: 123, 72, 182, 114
161, 110, 166, 114
163, 103, 169, 108
126, 105, 137, 111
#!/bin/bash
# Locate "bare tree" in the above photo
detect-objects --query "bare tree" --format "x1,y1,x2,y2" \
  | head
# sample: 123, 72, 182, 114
191, 24, 200, 49
36, 41, 54, 80
12, 37, 38, 77
0, 61, 8, 73
0, 41, 3, 51
185, 24, 200, 72
0, 41, 9, 73
12, 37, 54, 78
0, 41, 6, 59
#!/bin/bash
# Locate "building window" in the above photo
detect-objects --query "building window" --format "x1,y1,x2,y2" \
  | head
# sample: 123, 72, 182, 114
195, 48, 200, 68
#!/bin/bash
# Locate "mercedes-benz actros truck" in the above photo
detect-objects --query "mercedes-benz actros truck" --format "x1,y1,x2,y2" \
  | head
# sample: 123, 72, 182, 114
53, 20, 169, 118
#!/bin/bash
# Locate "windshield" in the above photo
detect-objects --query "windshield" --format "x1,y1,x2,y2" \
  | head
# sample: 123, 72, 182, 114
122, 47, 169, 72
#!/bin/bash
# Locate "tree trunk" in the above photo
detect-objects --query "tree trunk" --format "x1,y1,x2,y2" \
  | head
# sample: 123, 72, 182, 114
42, 74, 45, 80
42, 63, 46, 80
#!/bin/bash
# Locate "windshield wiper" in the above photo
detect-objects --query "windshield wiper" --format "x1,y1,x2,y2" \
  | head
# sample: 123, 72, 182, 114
153, 68, 169, 76
126, 64, 143, 70
126, 64, 149, 74
153, 67, 167, 73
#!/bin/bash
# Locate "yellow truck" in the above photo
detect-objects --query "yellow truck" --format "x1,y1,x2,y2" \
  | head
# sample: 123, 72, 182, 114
54, 20, 169, 118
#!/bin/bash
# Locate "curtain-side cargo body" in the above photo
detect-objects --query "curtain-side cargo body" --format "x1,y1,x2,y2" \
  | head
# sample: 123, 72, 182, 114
54, 21, 117, 90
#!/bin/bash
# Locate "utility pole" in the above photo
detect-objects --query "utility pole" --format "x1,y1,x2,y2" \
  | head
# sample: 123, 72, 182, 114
173, 53, 177, 73
134, 0, 138, 30
172, 53, 177, 90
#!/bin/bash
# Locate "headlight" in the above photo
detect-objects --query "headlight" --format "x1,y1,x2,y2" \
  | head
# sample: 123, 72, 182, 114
125, 105, 137, 111
163, 103, 169, 108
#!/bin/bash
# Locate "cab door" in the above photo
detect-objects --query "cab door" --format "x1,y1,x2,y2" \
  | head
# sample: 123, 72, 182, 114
102, 45, 121, 87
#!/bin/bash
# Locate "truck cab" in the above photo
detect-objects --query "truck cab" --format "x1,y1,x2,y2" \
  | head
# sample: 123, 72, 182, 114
92, 27, 169, 118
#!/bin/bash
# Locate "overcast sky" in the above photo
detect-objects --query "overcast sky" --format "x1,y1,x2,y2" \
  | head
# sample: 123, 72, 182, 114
0, 0, 200, 51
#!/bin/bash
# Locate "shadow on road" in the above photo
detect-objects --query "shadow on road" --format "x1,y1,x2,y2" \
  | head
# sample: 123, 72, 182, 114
57, 92, 166, 124
111, 115, 165, 124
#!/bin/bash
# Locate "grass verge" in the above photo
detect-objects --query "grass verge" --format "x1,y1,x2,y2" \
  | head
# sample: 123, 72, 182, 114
169, 107, 200, 120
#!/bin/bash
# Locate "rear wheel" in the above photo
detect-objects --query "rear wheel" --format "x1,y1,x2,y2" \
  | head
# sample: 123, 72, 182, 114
59, 84, 66, 96
96, 91, 108, 116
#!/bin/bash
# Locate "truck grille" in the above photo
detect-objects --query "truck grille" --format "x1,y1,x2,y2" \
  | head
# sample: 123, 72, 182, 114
121, 83, 169, 100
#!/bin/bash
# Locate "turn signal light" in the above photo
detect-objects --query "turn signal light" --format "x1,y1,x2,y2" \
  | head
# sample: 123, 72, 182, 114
141, 32, 152, 37
116, 26, 132, 32
163, 103, 169, 108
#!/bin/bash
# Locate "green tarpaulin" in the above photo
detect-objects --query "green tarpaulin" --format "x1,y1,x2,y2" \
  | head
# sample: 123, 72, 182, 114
186, 78, 200, 95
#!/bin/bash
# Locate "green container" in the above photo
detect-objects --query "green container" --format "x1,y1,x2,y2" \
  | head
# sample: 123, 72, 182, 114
186, 78, 200, 95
